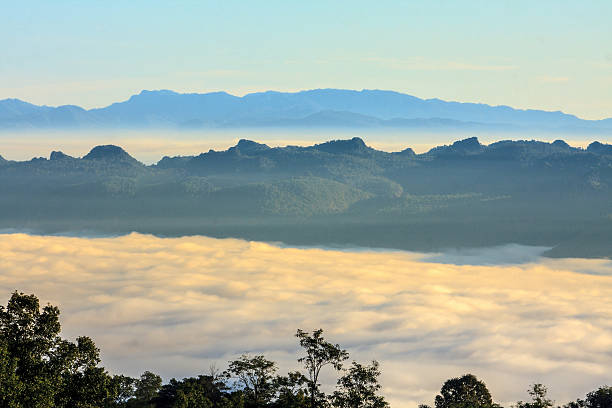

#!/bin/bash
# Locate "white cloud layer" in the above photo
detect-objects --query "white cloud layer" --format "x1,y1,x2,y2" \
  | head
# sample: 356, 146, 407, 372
0, 233, 611, 407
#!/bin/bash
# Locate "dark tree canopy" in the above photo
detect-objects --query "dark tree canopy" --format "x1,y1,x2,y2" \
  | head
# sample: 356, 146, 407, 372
224, 354, 277, 407
271, 371, 309, 408
434, 374, 498, 408
562, 386, 612, 408
584, 386, 612, 408
331, 360, 388, 408
153, 375, 242, 408
0, 291, 111, 408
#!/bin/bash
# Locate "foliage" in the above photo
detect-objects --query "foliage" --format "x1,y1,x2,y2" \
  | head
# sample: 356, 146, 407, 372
584, 386, 612, 408
514, 384, 554, 408
434, 374, 498, 408
0, 291, 117, 407
561, 386, 612, 408
153, 375, 238, 408
132, 371, 163, 407
224, 354, 277, 407
0, 338, 22, 408
330, 361, 388, 408
296, 329, 349, 408
271, 371, 309, 408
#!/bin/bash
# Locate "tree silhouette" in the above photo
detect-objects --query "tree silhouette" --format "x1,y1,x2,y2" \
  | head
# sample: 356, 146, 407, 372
330, 360, 388, 408
225, 354, 277, 407
584, 386, 612, 408
434, 374, 498, 408
296, 329, 349, 408
0, 291, 119, 407
515, 384, 553, 408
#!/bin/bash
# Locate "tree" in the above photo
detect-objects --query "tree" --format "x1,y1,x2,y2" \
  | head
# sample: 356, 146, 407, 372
133, 371, 163, 407
110, 375, 137, 407
584, 386, 612, 408
296, 329, 349, 408
224, 354, 277, 407
153, 375, 239, 408
514, 384, 553, 408
272, 371, 309, 408
0, 291, 62, 407
330, 361, 388, 408
56, 365, 117, 408
0, 337, 22, 408
0, 291, 122, 408
434, 374, 498, 408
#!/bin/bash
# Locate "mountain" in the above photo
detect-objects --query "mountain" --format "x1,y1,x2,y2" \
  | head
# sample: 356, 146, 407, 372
1, 137, 610, 258
49, 151, 75, 161
426, 136, 485, 156
1, 89, 611, 132
82, 145, 141, 165
0, 98, 48, 120
587, 141, 612, 155
310, 137, 373, 155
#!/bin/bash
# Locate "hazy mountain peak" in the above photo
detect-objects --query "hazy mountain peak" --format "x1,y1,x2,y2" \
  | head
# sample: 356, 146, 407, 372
138, 89, 179, 97
49, 151, 74, 161
0, 98, 31, 105
312, 137, 371, 155
552, 139, 571, 148
0, 98, 47, 120
231, 139, 271, 154
122, 90, 180, 105
587, 141, 612, 154
2, 88, 611, 131
56, 104, 87, 112
0, 154, 6, 163
426, 137, 484, 156
134, 89, 234, 99
452, 137, 482, 151
396, 147, 416, 156
83, 145, 139, 163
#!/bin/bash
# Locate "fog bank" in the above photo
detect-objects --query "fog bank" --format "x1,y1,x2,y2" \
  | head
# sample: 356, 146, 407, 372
0, 233, 610, 407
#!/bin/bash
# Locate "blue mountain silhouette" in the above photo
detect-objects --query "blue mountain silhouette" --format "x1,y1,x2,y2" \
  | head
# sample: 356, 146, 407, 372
1, 89, 611, 131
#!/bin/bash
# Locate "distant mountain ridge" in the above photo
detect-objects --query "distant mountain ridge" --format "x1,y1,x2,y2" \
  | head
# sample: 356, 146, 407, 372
3, 136, 611, 164
1, 136, 611, 258
2, 89, 612, 132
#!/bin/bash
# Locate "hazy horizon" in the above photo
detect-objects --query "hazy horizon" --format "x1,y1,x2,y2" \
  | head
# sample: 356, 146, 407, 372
0, 128, 607, 164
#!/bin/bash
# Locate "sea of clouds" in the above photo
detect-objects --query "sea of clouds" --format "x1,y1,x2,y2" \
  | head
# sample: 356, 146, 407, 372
0, 232, 610, 407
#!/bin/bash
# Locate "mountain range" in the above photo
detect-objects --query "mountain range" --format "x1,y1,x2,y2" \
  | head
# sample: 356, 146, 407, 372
2, 89, 612, 132
1, 137, 611, 258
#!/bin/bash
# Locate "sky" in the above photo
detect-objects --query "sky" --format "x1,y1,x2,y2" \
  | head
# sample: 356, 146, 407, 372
1, 233, 611, 407
2, 1, 612, 119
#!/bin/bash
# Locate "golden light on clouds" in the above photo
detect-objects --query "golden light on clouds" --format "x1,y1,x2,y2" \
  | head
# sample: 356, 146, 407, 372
0, 233, 611, 407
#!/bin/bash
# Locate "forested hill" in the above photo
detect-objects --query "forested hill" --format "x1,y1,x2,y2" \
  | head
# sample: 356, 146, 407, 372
2, 89, 612, 131
1, 137, 611, 258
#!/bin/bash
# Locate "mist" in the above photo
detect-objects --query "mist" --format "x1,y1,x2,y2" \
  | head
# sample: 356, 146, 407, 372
0, 128, 601, 164
0, 232, 610, 407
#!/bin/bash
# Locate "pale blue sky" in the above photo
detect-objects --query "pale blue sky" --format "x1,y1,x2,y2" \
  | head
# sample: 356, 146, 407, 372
2, 1, 611, 118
